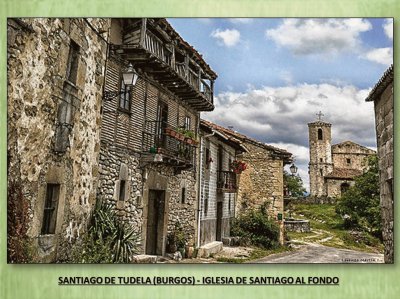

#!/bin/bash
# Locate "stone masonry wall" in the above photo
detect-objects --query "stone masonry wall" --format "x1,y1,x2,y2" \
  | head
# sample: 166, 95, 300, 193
308, 121, 333, 197
373, 81, 394, 263
7, 18, 110, 262
235, 142, 284, 243
331, 142, 375, 170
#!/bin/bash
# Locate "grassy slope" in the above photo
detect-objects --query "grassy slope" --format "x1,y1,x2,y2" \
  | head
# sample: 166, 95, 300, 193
286, 203, 383, 253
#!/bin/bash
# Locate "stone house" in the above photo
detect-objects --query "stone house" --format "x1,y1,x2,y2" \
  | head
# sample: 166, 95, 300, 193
365, 65, 394, 263
7, 18, 110, 262
199, 121, 292, 244
97, 18, 217, 256
198, 120, 246, 248
308, 120, 376, 199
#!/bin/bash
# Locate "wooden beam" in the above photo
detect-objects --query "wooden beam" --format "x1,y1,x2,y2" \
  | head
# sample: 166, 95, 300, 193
139, 18, 147, 47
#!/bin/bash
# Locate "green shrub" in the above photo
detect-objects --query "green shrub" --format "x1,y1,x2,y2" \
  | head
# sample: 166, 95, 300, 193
231, 204, 280, 249
70, 202, 141, 263
336, 155, 382, 239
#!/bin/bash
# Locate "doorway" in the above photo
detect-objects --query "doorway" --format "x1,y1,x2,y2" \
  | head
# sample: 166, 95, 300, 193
146, 189, 166, 255
216, 201, 223, 241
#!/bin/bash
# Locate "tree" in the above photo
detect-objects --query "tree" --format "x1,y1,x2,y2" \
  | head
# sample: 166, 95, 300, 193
283, 171, 306, 197
336, 155, 381, 238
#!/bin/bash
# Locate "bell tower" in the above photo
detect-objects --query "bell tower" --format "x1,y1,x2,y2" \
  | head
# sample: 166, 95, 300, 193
308, 112, 333, 197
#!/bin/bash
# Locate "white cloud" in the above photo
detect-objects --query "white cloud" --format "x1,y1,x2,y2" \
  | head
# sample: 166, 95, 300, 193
229, 18, 253, 24
211, 28, 241, 47
203, 83, 377, 192
383, 18, 393, 40
363, 47, 393, 66
265, 18, 372, 55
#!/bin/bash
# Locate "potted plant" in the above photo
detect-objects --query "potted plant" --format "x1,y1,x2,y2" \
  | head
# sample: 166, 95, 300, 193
230, 160, 247, 174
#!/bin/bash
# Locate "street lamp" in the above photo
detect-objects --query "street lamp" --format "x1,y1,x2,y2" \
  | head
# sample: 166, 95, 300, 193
289, 163, 298, 176
103, 63, 138, 101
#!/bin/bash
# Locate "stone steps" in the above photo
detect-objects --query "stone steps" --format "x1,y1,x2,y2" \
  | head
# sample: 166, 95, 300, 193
197, 241, 223, 258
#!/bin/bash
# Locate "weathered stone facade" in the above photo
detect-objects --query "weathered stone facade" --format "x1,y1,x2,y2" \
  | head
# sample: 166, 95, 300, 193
7, 18, 110, 262
97, 18, 217, 256
308, 120, 375, 198
199, 121, 292, 245
365, 65, 394, 263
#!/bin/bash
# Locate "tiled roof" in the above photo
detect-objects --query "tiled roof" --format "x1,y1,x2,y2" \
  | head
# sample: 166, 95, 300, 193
200, 119, 292, 161
324, 168, 363, 180
365, 65, 393, 102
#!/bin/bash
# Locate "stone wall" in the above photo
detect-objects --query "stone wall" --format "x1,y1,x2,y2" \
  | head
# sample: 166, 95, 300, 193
235, 142, 285, 244
284, 220, 310, 233
373, 81, 394, 263
98, 142, 198, 255
325, 178, 355, 198
331, 142, 375, 170
308, 121, 333, 197
7, 18, 110, 262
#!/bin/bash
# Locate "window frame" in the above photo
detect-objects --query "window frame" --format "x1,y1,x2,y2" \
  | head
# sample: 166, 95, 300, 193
118, 79, 131, 113
41, 183, 60, 235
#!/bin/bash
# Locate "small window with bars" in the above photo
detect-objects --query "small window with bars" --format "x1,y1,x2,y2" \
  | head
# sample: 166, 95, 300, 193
66, 40, 80, 84
41, 184, 60, 235
119, 180, 126, 201
181, 187, 186, 204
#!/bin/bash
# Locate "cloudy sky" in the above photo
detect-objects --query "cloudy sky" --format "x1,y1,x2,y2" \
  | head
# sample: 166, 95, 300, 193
168, 18, 393, 191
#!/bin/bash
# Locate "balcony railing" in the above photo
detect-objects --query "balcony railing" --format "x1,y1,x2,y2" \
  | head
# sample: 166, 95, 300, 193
142, 120, 196, 167
217, 171, 237, 193
143, 30, 172, 66
121, 20, 214, 110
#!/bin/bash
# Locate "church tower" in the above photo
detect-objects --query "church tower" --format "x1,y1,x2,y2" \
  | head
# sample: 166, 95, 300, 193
308, 112, 334, 197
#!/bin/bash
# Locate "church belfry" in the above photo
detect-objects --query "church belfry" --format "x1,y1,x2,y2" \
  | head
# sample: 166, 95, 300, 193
308, 112, 333, 197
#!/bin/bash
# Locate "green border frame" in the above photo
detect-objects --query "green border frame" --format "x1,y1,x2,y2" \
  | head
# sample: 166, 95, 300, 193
1, 1, 398, 298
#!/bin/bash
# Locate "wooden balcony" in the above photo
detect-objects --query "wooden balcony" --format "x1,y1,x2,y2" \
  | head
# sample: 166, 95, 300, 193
141, 121, 196, 171
217, 171, 237, 193
115, 18, 215, 112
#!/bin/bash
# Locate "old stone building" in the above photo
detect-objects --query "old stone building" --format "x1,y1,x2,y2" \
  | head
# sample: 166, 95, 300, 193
199, 121, 292, 244
7, 18, 110, 262
365, 65, 394, 263
97, 18, 217, 256
308, 118, 376, 198
198, 120, 246, 249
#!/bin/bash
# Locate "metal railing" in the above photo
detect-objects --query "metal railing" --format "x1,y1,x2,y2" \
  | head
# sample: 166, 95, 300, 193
217, 171, 237, 193
142, 120, 195, 165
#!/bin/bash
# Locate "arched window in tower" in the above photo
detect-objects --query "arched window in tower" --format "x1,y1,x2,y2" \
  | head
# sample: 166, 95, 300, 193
318, 128, 323, 140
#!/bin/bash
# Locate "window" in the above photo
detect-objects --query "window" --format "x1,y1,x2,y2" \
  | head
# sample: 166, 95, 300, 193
320, 169, 323, 176
41, 184, 60, 235
119, 79, 131, 111
119, 180, 126, 201
320, 158, 323, 162
205, 148, 211, 169
181, 187, 186, 204
318, 128, 323, 140
66, 40, 80, 84
346, 158, 351, 164
228, 194, 231, 213
184, 116, 191, 130
204, 195, 208, 215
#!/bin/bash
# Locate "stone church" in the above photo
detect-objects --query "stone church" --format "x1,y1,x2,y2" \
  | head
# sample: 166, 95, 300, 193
308, 115, 376, 198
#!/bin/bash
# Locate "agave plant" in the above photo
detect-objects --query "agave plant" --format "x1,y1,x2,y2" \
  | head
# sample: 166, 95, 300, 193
88, 201, 141, 263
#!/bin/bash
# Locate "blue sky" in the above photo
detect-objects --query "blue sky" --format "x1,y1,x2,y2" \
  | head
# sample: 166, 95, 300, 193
168, 18, 393, 190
